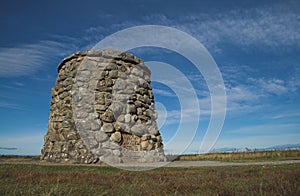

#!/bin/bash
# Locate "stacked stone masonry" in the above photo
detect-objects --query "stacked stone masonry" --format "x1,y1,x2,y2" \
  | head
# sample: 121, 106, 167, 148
41, 50, 166, 164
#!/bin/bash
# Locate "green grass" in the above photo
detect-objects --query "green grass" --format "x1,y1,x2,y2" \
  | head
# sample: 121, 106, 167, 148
1, 163, 299, 195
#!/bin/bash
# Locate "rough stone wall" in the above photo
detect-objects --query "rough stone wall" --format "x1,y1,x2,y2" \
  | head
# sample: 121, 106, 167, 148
41, 50, 165, 164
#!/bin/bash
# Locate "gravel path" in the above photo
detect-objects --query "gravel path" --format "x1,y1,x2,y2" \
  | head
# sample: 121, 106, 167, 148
1, 160, 300, 168
165, 160, 300, 167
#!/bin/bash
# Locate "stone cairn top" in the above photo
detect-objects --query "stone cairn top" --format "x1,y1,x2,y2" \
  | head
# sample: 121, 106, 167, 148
41, 50, 166, 165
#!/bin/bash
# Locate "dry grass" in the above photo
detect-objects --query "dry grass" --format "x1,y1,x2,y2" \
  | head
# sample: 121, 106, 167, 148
0, 163, 299, 195
0, 155, 40, 163
174, 149, 300, 162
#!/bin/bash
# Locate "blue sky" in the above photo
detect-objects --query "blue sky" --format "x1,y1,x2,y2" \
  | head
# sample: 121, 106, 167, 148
0, 0, 299, 155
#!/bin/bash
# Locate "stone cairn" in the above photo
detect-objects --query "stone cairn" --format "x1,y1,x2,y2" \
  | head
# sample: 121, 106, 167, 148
41, 50, 166, 164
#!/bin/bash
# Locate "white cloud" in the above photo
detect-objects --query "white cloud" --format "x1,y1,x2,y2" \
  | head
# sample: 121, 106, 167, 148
172, 5, 300, 53
152, 60, 299, 125
152, 65, 294, 124
79, 4, 299, 124
213, 62, 300, 117
152, 88, 176, 97
287, 67, 300, 92
0, 100, 23, 110
249, 78, 289, 96
224, 78, 294, 114
14, 82, 25, 87
0, 39, 78, 77
156, 100, 202, 126
97, 4, 296, 54
227, 85, 260, 101
270, 112, 300, 120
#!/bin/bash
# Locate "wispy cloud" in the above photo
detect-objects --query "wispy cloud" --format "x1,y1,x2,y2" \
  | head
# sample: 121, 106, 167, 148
156, 99, 202, 126
4, 2, 295, 79
152, 89, 176, 97
80, 3, 299, 123
0, 100, 23, 110
214, 61, 300, 116
0, 39, 78, 77
0, 147, 17, 150
14, 82, 24, 87
249, 78, 288, 96
173, 5, 300, 53
86, 3, 299, 54
270, 112, 300, 120
153, 63, 299, 124
223, 79, 297, 115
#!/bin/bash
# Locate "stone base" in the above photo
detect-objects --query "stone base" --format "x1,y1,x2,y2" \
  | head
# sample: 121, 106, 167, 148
121, 149, 166, 163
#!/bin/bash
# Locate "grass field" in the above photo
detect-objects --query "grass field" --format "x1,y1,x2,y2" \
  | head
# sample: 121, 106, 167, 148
1, 150, 299, 195
172, 149, 300, 162
0, 163, 299, 195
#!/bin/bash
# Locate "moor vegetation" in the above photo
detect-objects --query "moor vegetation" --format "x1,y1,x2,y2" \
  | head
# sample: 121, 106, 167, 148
0, 163, 299, 195
170, 149, 300, 162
